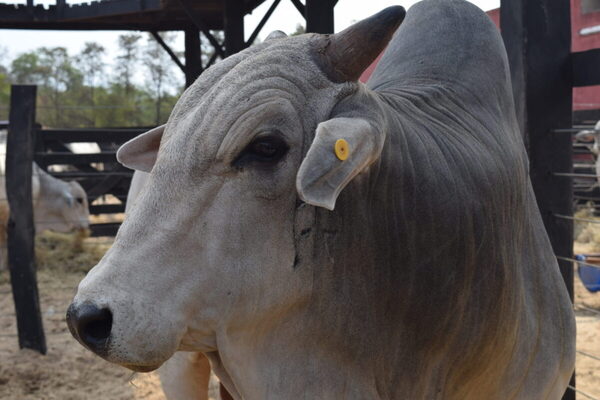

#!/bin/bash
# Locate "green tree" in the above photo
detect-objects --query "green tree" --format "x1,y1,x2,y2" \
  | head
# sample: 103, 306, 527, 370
3, 41, 183, 128
34, 47, 83, 127
115, 33, 141, 96
11, 51, 45, 84
76, 42, 105, 103
0, 46, 9, 120
144, 32, 177, 125
0, 46, 8, 75
0, 73, 10, 120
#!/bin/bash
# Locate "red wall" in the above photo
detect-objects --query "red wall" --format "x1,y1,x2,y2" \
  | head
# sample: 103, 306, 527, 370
484, 1, 600, 111
359, 52, 382, 84
487, 8, 500, 28
571, 0, 600, 110
360, 2, 600, 111
572, 0, 600, 52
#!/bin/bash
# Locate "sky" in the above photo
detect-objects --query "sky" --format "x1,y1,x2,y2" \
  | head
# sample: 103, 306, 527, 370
0, 0, 500, 83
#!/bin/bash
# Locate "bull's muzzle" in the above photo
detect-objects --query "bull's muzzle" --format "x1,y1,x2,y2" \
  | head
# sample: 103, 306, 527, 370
66, 302, 113, 357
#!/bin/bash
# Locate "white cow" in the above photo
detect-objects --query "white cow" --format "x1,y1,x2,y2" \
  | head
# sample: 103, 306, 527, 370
0, 163, 90, 269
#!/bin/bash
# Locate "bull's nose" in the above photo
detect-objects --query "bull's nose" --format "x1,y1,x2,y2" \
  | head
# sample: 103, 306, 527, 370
66, 302, 112, 356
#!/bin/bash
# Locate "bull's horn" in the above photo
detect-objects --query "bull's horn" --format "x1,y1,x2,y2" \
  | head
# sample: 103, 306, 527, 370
316, 6, 405, 83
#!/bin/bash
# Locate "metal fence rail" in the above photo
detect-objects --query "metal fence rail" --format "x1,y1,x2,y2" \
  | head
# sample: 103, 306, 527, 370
569, 385, 599, 400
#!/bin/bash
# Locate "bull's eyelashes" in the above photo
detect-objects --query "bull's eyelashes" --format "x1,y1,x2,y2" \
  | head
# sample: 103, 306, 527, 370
233, 134, 289, 166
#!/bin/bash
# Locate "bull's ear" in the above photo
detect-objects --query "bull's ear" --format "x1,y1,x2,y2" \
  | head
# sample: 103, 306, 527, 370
576, 130, 595, 142
117, 125, 165, 172
296, 118, 384, 210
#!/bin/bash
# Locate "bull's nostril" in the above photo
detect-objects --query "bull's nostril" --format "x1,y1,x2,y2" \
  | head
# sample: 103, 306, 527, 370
81, 309, 112, 341
66, 303, 112, 356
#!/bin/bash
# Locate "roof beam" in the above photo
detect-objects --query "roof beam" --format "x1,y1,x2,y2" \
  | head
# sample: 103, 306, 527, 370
224, 0, 246, 55
305, 0, 334, 33
150, 31, 186, 74
178, 0, 226, 59
184, 28, 203, 87
245, 0, 267, 14
0, 1, 223, 31
61, 0, 162, 21
246, 0, 281, 46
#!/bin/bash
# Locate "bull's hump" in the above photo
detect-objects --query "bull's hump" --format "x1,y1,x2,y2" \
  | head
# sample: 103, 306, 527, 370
369, 0, 511, 108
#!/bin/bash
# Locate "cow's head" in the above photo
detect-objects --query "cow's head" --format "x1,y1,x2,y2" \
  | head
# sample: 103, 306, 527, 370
35, 169, 90, 233
67, 7, 404, 374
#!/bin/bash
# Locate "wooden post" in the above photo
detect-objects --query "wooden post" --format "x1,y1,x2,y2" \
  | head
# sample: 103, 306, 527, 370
185, 28, 202, 87
501, 1, 573, 399
224, 0, 245, 56
305, 0, 334, 34
6, 85, 46, 355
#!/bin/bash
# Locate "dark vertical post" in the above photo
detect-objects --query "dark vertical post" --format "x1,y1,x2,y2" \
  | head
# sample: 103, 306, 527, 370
224, 0, 245, 56
56, 0, 66, 18
184, 28, 203, 87
501, 1, 573, 399
500, 2, 526, 145
6, 85, 46, 355
305, 0, 335, 34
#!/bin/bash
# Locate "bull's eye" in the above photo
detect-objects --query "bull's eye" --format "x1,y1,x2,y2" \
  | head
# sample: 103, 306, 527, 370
252, 140, 278, 157
76, 197, 84, 205
235, 134, 289, 166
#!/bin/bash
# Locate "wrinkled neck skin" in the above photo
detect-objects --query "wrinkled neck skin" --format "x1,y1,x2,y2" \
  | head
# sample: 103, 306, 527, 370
210, 84, 572, 399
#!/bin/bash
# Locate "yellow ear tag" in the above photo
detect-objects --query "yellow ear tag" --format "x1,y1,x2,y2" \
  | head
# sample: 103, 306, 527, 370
334, 139, 350, 161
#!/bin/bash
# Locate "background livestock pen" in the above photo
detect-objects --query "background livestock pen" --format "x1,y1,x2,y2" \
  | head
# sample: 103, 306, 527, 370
0, 0, 598, 399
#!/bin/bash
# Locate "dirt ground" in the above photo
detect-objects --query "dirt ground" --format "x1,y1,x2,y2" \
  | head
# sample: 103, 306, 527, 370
0, 235, 598, 399
0, 236, 221, 400
0, 268, 167, 400
573, 240, 600, 398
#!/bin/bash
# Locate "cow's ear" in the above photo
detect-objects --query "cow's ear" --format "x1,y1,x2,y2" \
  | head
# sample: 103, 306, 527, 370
576, 130, 595, 142
117, 125, 165, 172
296, 117, 384, 210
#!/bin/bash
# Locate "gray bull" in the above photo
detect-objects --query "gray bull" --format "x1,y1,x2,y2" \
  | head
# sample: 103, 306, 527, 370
67, 1, 576, 399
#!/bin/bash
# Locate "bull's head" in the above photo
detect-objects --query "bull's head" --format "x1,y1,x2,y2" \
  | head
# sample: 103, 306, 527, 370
66, 6, 404, 384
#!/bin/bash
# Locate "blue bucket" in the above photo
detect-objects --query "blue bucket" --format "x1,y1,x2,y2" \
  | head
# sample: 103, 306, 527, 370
576, 254, 600, 293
